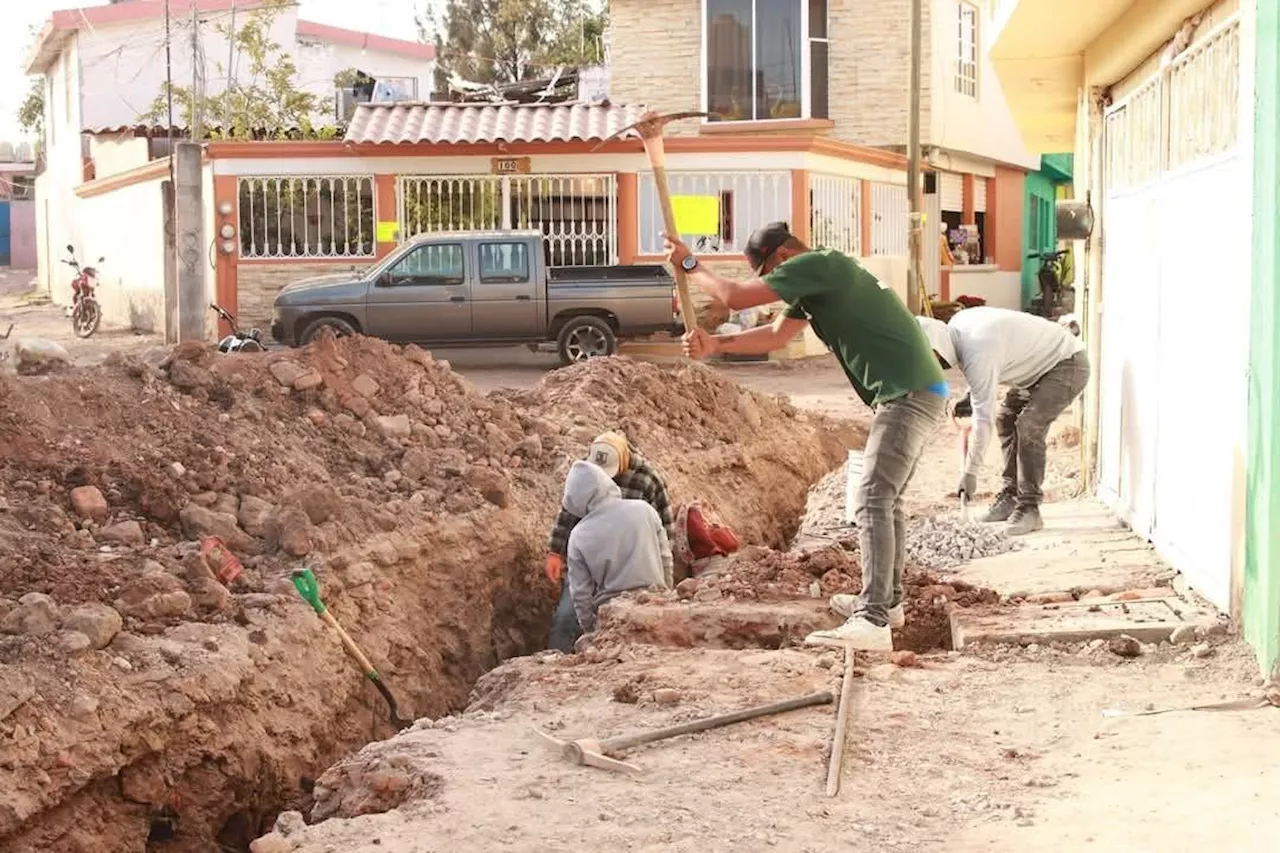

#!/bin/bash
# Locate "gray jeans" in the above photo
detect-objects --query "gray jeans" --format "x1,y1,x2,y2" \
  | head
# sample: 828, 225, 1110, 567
997, 351, 1091, 509
853, 388, 946, 627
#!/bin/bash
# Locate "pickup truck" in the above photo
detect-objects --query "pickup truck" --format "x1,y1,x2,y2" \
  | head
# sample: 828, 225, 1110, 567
270, 230, 677, 365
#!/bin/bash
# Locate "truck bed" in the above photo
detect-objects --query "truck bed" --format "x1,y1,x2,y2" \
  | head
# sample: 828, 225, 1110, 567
547, 264, 671, 283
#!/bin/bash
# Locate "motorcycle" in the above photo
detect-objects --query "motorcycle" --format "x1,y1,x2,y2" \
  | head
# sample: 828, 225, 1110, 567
210, 303, 266, 353
64, 245, 107, 338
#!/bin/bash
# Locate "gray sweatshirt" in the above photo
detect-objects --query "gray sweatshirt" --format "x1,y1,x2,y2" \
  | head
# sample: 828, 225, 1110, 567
563, 460, 672, 632
924, 307, 1084, 477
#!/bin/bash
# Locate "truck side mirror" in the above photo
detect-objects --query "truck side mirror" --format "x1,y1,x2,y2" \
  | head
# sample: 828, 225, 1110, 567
375, 271, 394, 288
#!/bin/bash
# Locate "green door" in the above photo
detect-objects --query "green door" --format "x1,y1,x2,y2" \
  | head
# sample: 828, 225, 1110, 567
1021, 172, 1058, 309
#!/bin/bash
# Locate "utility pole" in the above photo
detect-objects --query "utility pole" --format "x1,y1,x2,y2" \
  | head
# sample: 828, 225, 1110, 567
163, 0, 178, 343
906, 0, 929, 317
190, 3, 205, 140
176, 4, 206, 341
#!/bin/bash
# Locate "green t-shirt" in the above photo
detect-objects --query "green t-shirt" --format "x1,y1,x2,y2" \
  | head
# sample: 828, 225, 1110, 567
766, 248, 945, 408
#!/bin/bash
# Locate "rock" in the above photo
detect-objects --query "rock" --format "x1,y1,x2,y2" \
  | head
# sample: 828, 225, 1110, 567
400, 448, 434, 481
1169, 624, 1197, 646
269, 360, 306, 387
70, 486, 109, 521
69, 694, 100, 718
98, 520, 145, 546
694, 586, 722, 602
514, 434, 544, 459
238, 494, 276, 537
1, 593, 60, 636
15, 338, 70, 367
375, 414, 412, 440
890, 650, 921, 668
249, 834, 292, 853
652, 688, 682, 705
180, 503, 253, 551
168, 462, 187, 479
297, 484, 341, 525
403, 345, 434, 367
62, 603, 123, 649
1191, 643, 1215, 659
675, 578, 699, 600
0, 665, 35, 720
1026, 591, 1075, 605
267, 506, 314, 557
1196, 621, 1231, 640
212, 493, 239, 516
56, 631, 92, 655
352, 374, 380, 398
169, 359, 214, 389
114, 571, 192, 620
342, 394, 372, 417
294, 370, 325, 391
306, 408, 326, 426
112, 656, 133, 672
467, 467, 510, 508
1108, 635, 1142, 658
189, 577, 233, 614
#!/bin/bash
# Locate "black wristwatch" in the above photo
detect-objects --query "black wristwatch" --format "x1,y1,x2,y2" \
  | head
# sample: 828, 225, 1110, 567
680, 255, 698, 272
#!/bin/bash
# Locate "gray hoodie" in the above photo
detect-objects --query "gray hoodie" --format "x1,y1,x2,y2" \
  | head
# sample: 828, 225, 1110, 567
563, 460, 671, 632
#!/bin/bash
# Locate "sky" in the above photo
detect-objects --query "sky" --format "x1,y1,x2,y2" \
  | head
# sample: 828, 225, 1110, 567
0, 0, 443, 142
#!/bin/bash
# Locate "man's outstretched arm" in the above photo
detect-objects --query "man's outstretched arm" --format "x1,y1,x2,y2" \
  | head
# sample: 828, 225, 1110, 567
665, 234, 779, 310
684, 313, 809, 358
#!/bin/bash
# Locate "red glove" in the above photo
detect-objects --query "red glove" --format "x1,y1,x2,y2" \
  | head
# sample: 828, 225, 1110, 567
545, 553, 564, 584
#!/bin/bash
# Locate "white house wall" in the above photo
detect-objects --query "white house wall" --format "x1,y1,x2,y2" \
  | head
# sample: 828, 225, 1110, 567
41, 41, 83, 297
75, 175, 170, 332
294, 40, 435, 112
929, 0, 1041, 169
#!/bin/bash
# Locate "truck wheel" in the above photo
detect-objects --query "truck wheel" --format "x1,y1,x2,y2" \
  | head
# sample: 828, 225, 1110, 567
557, 316, 616, 365
300, 316, 358, 345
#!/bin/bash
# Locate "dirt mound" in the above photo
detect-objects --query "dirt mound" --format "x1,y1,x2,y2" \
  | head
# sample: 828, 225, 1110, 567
0, 343, 859, 852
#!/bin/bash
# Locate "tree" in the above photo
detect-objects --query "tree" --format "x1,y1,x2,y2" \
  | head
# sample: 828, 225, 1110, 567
141, 0, 335, 139
422, 0, 607, 90
16, 77, 44, 138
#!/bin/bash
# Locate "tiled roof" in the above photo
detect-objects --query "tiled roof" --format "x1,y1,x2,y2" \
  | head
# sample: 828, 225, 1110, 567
343, 102, 650, 146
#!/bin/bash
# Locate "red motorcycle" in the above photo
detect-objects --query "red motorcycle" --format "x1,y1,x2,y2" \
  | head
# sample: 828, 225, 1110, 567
64, 245, 106, 338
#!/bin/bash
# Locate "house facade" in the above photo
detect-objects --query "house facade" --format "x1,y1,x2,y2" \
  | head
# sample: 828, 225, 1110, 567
0, 142, 38, 269
606, 0, 1043, 307
23, 0, 435, 328
989, 0, 1280, 677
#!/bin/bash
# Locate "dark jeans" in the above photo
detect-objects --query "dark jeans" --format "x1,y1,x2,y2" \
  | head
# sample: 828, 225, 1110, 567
853, 388, 946, 627
547, 580, 582, 652
997, 351, 1091, 509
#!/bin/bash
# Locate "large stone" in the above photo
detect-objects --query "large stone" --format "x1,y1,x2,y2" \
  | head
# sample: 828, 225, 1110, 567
169, 359, 214, 389
297, 485, 341, 525
114, 571, 192, 620
352, 374, 380, 398
514, 434, 544, 459
467, 467, 511, 508
400, 448, 434, 482
56, 631, 92, 656
0, 665, 35, 721
1, 593, 60, 636
70, 486, 109, 521
98, 520, 145, 546
267, 507, 314, 557
62, 603, 123, 649
269, 360, 306, 387
375, 414, 412, 440
15, 338, 70, 368
237, 494, 276, 537
189, 577, 233, 614
180, 503, 254, 551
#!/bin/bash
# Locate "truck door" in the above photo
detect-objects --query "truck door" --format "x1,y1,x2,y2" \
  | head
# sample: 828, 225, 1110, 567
469, 238, 539, 339
365, 240, 471, 342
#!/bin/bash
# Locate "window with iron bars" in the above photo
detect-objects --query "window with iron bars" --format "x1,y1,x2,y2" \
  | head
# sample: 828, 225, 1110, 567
237, 176, 376, 259
956, 3, 979, 99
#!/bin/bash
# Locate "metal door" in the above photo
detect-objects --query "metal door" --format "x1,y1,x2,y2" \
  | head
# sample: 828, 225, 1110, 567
365, 241, 471, 341
470, 239, 539, 339
0, 202, 10, 265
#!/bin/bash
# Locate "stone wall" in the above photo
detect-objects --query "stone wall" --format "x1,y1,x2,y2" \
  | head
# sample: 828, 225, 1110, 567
236, 261, 371, 332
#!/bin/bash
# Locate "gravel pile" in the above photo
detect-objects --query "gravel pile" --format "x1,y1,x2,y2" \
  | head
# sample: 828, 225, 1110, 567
794, 466, 1018, 570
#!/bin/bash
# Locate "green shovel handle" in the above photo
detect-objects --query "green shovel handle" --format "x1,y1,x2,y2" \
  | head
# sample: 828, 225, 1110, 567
291, 568, 326, 615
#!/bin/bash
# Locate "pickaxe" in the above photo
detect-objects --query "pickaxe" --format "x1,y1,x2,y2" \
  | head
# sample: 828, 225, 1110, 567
596, 110, 710, 339
533, 690, 833, 775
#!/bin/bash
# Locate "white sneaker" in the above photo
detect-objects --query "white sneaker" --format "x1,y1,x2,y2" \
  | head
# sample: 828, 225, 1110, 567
805, 615, 893, 650
829, 595, 905, 629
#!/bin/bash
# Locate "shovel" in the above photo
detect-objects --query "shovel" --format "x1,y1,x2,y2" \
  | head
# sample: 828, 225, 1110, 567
291, 568, 410, 729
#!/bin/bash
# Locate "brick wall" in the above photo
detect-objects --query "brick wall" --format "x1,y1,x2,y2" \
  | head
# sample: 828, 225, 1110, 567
607, 0, 933, 146
236, 261, 371, 331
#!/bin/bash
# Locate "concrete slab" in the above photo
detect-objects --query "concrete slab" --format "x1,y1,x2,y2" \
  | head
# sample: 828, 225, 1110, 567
951, 500, 1172, 598
950, 598, 1218, 649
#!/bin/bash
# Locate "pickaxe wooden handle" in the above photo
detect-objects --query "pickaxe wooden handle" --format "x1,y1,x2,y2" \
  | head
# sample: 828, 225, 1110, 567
595, 111, 710, 339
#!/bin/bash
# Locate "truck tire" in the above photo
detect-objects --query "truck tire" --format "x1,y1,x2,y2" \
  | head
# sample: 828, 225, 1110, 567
556, 316, 616, 365
300, 316, 359, 346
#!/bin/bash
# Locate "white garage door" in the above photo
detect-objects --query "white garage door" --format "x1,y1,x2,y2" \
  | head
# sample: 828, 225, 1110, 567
1097, 16, 1247, 611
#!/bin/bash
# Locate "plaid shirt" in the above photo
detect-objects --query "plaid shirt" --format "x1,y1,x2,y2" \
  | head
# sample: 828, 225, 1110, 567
548, 452, 675, 582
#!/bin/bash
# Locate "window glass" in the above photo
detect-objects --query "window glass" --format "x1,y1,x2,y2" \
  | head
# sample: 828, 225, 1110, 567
479, 241, 531, 282
390, 243, 464, 283
706, 0, 754, 121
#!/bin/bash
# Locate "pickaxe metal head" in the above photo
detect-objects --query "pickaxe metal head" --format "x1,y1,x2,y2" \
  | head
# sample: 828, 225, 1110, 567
533, 727, 644, 775
592, 110, 712, 152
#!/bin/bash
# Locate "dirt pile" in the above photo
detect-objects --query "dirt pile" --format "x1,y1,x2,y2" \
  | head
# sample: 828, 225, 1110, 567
0, 343, 858, 852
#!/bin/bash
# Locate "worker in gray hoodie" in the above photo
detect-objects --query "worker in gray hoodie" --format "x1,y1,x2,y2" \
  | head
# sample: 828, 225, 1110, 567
917, 307, 1089, 535
562, 460, 672, 638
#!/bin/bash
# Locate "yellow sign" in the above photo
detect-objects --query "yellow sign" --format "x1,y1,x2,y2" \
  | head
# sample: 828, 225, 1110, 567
671, 195, 720, 236
376, 221, 399, 243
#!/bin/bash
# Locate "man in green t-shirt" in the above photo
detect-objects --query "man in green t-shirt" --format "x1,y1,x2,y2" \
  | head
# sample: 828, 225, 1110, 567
666, 222, 947, 651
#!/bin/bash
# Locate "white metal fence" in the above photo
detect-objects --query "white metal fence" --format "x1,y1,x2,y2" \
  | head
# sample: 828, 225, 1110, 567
637, 171, 790, 255
237, 176, 376, 259
809, 174, 861, 256
398, 174, 617, 266
868, 182, 909, 256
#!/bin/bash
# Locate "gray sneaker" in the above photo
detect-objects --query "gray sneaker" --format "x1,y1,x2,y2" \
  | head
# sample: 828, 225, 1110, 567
1006, 506, 1044, 536
982, 492, 1018, 523
830, 595, 905, 629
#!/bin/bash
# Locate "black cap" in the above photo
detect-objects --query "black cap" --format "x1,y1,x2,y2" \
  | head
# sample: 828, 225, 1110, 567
744, 221, 793, 273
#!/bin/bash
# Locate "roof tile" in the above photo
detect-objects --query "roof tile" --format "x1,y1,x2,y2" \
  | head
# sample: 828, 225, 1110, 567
343, 102, 650, 145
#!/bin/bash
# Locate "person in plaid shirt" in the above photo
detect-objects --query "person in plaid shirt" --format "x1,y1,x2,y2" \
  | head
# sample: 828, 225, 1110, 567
546, 431, 675, 652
